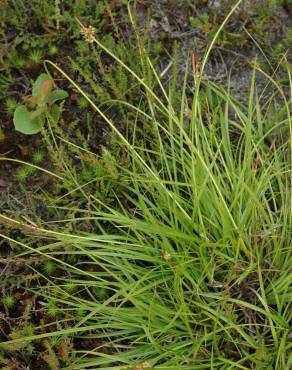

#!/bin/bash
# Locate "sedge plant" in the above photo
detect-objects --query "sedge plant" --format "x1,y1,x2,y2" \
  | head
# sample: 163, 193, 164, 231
0, 1, 291, 369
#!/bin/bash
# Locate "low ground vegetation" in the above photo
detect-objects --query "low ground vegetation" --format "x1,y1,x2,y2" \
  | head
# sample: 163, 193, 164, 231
0, 1, 291, 369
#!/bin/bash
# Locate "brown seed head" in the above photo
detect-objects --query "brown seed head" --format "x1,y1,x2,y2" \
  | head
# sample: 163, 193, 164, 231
163, 251, 172, 261
80, 26, 96, 43
133, 362, 152, 370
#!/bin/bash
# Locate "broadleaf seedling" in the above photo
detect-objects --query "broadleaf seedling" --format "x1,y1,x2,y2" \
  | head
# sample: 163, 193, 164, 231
13, 73, 68, 134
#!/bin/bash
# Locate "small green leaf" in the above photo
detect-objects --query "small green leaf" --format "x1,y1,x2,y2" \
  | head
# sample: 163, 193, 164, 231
13, 105, 44, 134
32, 73, 52, 97
39, 80, 54, 100
46, 89, 68, 104
190, 17, 202, 28
48, 104, 61, 123
30, 106, 47, 119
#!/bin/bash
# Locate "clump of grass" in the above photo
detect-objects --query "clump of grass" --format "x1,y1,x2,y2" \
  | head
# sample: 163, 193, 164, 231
63, 282, 76, 294
5, 97, 18, 114
49, 45, 58, 56
77, 96, 90, 109
28, 49, 43, 64
16, 165, 35, 181
32, 150, 45, 163
42, 260, 56, 274
2, 294, 15, 308
1, 3, 291, 369
14, 56, 26, 69
47, 300, 59, 318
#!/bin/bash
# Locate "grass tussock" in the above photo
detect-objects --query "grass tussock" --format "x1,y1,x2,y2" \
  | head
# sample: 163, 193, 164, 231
1, 4, 291, 369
